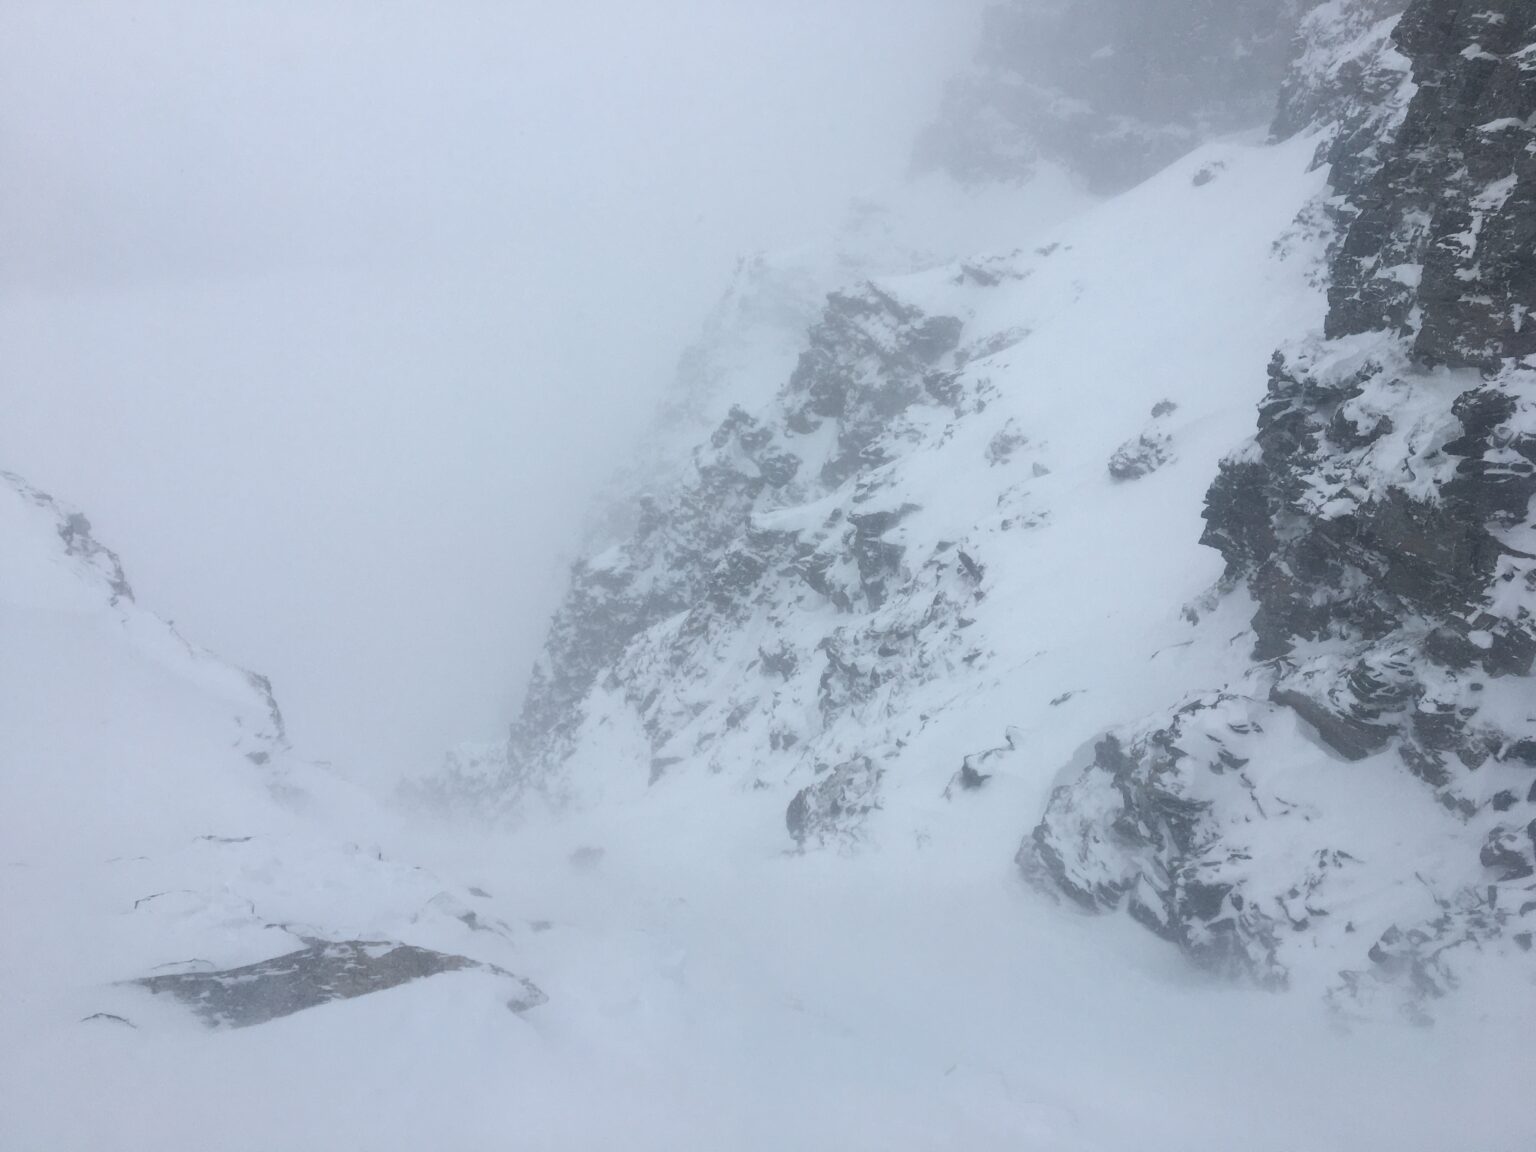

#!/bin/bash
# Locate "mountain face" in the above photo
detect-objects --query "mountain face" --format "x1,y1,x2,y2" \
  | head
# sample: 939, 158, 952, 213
469, 0, 1536, 1022
1030, 0, 1536, 1017
915, 0, 1324, 191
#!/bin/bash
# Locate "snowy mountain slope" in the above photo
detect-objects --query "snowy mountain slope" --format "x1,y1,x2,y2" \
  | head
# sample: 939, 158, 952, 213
485, 129, 1331, 848
0, 472, 544, 1149
440, 0, 1536, 1037
1030, 0, 1536, 1019
377, 110, 1535, 1134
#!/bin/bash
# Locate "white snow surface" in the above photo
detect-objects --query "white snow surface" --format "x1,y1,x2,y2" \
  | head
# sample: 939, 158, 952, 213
5, 134, 1535, 1151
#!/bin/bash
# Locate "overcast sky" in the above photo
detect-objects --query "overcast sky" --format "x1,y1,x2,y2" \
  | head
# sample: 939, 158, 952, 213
0, 1, 986, 781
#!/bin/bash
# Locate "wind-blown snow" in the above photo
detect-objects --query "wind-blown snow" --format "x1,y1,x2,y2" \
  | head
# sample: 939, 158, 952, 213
4, 84, 1533, 1152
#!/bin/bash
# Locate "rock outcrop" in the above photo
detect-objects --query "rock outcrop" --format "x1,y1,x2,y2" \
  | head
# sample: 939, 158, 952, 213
135, 939, 545, 1028
1028, 0, 1536, 1016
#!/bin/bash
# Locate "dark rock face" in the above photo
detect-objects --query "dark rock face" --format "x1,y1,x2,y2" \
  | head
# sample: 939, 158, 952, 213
134, 940, 546, 1028
918, 0, 1322, 191
1028, 0, 1536, 1015
1200, 0, 1536, 789
1326, 1, 1536, 365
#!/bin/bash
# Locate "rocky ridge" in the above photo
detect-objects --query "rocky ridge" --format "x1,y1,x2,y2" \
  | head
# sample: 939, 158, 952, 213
1027, 0, 1536, 1016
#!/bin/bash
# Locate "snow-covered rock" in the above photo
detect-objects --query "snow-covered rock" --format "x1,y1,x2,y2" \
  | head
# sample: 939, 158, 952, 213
1031, 0, 1536, 1018
487, 130, 1335, 852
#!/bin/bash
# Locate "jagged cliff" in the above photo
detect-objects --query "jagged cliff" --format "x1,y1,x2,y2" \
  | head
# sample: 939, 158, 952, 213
1028, 0, 1536, 1017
